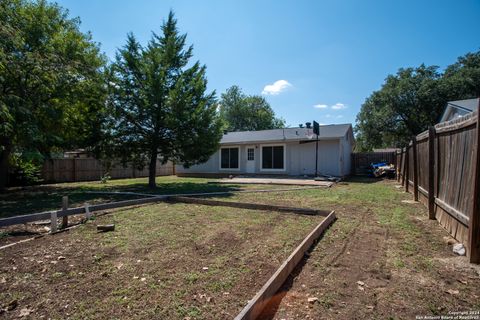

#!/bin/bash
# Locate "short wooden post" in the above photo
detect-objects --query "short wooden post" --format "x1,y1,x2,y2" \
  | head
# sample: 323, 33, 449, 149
428, 127, 436, 219
401, 148, 406, 186
50, 211, 57, 233
469, 106, 480, 263
85, 203, 91, 220
405, 146, 410, 192
61, 196, 68, 229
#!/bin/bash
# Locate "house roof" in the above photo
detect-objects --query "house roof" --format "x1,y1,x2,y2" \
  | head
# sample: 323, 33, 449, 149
439, 98, 479, 123
447, 98, 479, 112
220, 123, 352, 144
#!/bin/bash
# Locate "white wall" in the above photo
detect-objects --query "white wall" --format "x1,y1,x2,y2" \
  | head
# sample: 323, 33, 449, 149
176, 138, 347, 176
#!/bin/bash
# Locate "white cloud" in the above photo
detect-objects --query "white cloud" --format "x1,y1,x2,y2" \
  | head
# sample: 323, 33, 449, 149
336, 115, 344, 119
331, 103, 346, 110
313, 102, 348, 110
262, 80, 292, 95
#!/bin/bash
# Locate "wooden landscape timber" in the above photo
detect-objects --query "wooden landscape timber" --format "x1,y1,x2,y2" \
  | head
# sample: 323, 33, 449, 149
397, 109, 480, 263
168, 196, 330, 216
234, 210, 336, 320
0, 185, 327, 228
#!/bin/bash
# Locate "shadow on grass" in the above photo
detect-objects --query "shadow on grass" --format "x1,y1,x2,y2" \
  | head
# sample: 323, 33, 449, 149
344, 175, 392, 184
0, 181, 246, 219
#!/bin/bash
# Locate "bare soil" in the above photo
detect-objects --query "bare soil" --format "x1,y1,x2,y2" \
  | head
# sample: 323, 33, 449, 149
0, 202, 321, 319
1, 177, 479, 319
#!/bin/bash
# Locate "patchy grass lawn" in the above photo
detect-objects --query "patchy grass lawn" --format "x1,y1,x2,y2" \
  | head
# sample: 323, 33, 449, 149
221, 177, 480, 320
1, 176, 479, 319
0, 202, 321, 319
0, 176, 290, 218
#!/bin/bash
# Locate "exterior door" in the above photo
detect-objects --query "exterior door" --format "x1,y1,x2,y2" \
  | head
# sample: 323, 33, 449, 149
246, 146, 255, 173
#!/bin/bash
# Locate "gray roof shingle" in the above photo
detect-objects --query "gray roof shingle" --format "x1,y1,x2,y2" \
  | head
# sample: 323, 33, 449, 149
447, 98, 479, 112
220, 123, 352, 144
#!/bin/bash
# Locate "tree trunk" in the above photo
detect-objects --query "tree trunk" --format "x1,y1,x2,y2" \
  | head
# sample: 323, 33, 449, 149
148, 150, 158, 188
0, 144, 11, 191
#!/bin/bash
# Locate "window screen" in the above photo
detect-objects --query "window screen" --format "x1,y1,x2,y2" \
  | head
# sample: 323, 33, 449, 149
220, 148, 239, 169
262, 146, 284, 169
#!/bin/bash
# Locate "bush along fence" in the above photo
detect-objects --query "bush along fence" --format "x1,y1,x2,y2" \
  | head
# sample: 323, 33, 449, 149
396, 108, 480, 263
42, 158, 175, 183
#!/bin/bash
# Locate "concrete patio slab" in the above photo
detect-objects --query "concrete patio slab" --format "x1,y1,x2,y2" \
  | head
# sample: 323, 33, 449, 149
214, 177, 334, 187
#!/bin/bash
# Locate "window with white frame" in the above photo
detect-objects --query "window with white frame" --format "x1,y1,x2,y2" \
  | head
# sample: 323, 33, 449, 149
220, 147, 239, 169
247, 148, 254, 161
261, 145, 284, 170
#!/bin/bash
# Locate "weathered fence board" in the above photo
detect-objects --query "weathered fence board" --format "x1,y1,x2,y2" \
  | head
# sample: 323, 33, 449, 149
397, 107, 479, 263
41, 158, 174, 183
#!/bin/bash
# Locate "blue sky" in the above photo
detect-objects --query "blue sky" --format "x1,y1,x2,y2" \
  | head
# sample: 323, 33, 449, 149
57, 0, 480, 127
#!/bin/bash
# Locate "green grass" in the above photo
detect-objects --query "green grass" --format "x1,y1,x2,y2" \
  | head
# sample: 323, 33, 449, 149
0, 176, 284, 218
0, 200, 321, 319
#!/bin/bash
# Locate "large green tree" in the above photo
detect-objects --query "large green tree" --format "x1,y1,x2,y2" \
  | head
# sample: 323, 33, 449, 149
355, 50, 480, 151
0, 0, 106, 189
219, 85, 285, 131
105, 11, 222, 188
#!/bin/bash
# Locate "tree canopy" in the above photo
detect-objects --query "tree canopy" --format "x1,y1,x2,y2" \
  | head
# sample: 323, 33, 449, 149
0, 0, 107, 189
104, 11, 223, 188
219, 85, 285, 131
355, 50, 480, 151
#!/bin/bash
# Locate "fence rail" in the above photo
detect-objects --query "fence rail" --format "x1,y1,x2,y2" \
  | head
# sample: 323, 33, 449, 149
41, 158, 174, 183
396, 107, 480, 263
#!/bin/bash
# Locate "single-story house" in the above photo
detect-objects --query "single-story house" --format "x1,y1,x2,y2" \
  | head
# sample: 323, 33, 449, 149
439, 98, 479, 123
176, 123, 354, 177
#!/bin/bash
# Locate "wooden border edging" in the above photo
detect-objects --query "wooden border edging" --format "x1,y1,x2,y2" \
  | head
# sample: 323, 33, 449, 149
0, 196, 167, 227
234, 210, 336, 320
168, 197, 330, 216
0, 186, 324, 228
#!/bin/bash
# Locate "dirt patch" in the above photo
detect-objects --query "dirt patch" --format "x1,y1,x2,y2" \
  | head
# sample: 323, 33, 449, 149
0, 202, 320, 319
257, 179, 480, 319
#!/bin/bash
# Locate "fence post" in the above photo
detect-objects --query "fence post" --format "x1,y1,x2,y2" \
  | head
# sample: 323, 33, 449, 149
401, 149, 406, 186
351, 154, 356, 175
405, 146, 409, 192
50, 211, 57, 233
469, 107, 480, 263
412, 138, 419, 201
61, 196, 69, 229
428, 127, 436, 219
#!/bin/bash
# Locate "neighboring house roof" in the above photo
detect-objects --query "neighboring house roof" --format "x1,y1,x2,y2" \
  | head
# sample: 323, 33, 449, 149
439, 98, 479, 123
220, 124, 353, 144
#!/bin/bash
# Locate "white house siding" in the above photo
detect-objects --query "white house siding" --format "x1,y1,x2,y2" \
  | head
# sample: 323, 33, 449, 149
176, 139, 347, 176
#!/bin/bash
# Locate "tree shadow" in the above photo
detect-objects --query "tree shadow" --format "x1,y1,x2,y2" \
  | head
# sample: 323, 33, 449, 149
0, 180, 246, 219
344, 175, 388, 184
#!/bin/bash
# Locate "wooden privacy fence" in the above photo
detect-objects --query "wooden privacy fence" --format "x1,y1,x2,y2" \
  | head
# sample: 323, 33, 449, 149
351, 152, 396, 174
396, 109, 480, 263
42, 158, 174, 183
